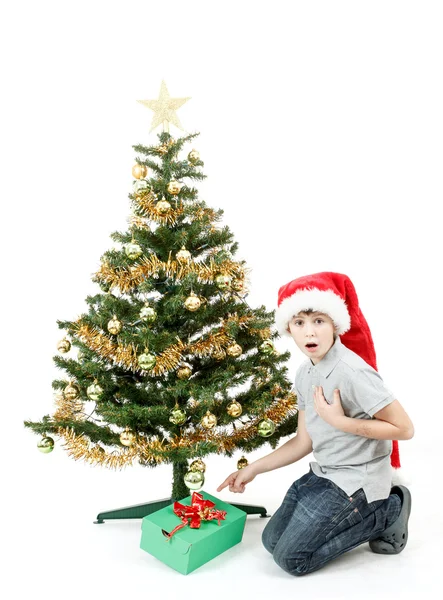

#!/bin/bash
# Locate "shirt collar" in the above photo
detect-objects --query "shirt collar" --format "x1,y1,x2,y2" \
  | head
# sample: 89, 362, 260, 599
310, 336, 346, 377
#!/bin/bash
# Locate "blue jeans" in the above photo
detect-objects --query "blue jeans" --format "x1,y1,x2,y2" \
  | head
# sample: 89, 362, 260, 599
262, 469, 401, 576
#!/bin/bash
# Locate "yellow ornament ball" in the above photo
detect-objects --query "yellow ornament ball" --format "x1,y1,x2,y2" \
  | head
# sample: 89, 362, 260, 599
231, 279, 245, 293
37, 436, 55, 454
227, 343, 242, 357
124, 242, 142, 260
215, 274, 231, 290
184, 292, 201, 312
184, 469, 204, 491
176, 246, 191, 262
201, 410, 217, 429
177, 365, 192, 380
64, 382, 80, 400
189, 458, 206, 473
237, 456, 249, 470
132, 163, 148, 179
138, 352, 156, 370
107, 315, 122, 335
140, 304, 157, 323
167, 179, 182, 195
120, 429, 135, 446
57, 338, 71, 353
257, 418, 276, 438
87, 382, 103, 401
260, 340, 276, 355
169, 407, 187, 425
227, 401, 242, 417
156, 198, 171, 214
188, 149, 200, 163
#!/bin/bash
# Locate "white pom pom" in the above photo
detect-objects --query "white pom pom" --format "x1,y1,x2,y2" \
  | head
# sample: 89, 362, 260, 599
391, 466, 411, 487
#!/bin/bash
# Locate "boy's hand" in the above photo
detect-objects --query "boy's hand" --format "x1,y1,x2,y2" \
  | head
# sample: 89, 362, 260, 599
314, 386, 345, 427
216, 464, 257, 494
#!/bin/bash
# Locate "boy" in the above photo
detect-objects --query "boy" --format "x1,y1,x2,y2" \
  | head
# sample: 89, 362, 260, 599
217, 272, 414, 576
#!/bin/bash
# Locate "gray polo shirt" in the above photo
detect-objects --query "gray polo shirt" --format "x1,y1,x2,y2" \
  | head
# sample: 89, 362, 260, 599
294, 336, 396, 503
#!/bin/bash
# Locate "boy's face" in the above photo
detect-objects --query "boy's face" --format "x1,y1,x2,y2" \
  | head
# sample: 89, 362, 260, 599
288, 311, 337, 364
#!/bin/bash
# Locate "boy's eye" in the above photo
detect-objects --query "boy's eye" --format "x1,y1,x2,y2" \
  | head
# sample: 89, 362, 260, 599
315, 319, 324, 324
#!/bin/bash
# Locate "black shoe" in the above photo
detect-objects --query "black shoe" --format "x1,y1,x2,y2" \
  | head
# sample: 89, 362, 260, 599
369, 485, 412, 554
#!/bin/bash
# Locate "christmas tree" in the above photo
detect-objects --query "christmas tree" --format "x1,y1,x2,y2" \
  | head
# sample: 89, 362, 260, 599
24, 83, 298, 502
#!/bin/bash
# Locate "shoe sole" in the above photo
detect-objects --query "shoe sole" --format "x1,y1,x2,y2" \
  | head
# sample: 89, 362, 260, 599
369, 485, 412, 555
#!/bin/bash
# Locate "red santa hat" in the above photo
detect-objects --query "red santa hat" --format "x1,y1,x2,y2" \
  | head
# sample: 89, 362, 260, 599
276, 271, 400, 470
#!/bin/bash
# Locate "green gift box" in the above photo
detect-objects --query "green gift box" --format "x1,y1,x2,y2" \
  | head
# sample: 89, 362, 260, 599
140, 490, 247, 575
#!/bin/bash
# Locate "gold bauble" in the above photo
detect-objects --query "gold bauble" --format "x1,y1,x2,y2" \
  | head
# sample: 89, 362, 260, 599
260, 340, 276, 355
227, 401, 242, 417
257, 418, 276, 438
156, 198, 171, 213
237, 456, 249, 470
176, 246, 191, 262
140, 304, 157, 322
215, 274, 231, 290
132, 163, 148, 179
184, 469, 204, 491
169, 407, 187, 425
227, 343, 242, 357
57, 338, 71, 353
37, 436, 55, 454
184, 292, 201, 312
124, 242, 142, 260
167, 179, 182, 195
138, 352, 156, 370
231, 279, 245, 292
188, 149, 200, 163
177, 365, 192, 380
107, 315, 122, 335
120, 429, 135, 446
212, 348, 226, 361
87, 382, 103, 401
64, 382, 80, 400
201, 410, 217, 429
189, 458, 206, 473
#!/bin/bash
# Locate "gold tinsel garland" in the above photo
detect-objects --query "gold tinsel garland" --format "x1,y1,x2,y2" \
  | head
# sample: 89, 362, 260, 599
70, 313, 267, 375
96, 254, 246, 293
54, 392, 298, 469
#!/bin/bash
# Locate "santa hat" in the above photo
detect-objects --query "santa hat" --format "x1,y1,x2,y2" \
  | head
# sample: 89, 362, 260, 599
276, 271, 400, 470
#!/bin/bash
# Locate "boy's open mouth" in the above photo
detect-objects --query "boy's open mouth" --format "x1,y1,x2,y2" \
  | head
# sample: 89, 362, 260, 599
305, 343, 318, 348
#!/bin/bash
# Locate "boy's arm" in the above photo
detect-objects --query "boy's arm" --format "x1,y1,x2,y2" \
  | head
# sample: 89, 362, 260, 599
250, 410, 312, 475
314, 387, 414, 441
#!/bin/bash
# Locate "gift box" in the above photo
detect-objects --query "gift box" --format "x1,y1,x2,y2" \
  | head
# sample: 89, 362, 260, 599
140, 490, 247, 575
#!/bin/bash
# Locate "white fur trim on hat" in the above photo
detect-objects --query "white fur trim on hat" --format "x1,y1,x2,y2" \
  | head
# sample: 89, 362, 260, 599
275, 288, 351, 337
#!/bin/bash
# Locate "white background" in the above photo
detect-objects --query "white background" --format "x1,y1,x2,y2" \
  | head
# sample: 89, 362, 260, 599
2, 1, 442, 598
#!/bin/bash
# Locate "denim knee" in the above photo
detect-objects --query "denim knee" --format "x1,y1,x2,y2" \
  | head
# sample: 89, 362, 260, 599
261, 521, 275, 554
272, 548, 310, 577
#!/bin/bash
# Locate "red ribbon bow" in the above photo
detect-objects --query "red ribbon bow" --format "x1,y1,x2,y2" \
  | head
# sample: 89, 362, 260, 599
163, 492, 227, 540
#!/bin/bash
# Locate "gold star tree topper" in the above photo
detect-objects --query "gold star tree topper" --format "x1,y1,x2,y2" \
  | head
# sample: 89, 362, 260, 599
138, 81, 190, 133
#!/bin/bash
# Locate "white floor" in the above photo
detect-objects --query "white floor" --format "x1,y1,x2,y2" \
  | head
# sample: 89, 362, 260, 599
7, 435, 442, 600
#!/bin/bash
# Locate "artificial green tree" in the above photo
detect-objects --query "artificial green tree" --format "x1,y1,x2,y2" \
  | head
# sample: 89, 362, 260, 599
24, 85, 298, 518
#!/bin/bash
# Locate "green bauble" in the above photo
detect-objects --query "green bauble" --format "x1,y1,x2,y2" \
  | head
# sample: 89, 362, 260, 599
87, 382, 103, 401
257, 418, 276, 438
37, 437, 55, 454
215, 274, 231, 290
169, 408, 187, 425
184, 470, 205, 491
138, 352, 156, 370
124, 242, 142, 260
133, 179, 149, 193
140, 304, 157, 322
260, 340, 275, 355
